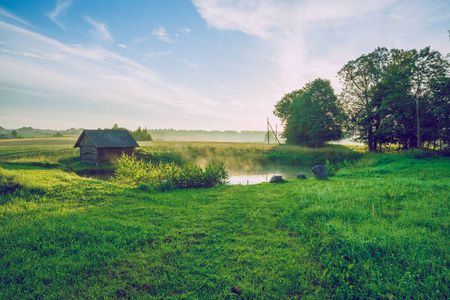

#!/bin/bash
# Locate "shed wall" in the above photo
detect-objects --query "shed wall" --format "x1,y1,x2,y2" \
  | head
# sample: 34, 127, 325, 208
80, 146, 98, 164
97, 147, 135, 163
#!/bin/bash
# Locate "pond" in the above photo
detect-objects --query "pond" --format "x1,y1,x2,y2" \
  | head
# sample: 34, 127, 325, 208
76, 165, 314, 185
227, 166, 314, 185
75, 170, 116, 181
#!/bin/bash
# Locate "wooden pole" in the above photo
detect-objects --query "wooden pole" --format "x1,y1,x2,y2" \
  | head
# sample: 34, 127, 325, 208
276, 124, 277, 142
416, 98, 420, 148
267, 120, 281, 144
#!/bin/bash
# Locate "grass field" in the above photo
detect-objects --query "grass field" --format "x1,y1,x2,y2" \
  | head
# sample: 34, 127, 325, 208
0, 141, 448, 299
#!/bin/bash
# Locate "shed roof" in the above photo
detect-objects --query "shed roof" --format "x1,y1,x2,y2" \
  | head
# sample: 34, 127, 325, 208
74, 130, 139, 148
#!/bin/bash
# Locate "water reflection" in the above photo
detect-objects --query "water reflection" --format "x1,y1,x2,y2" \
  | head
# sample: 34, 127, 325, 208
227, 174, 276, 185
227, 166, 313, 185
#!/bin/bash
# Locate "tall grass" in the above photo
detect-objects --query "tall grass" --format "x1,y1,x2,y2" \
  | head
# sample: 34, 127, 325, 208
0, 146, 78, 166
114, 154, 228, 191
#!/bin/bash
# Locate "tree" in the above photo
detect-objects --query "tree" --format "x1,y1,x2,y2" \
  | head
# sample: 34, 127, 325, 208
11, 130, 17, 138
108, 124, 153, 141
274, 78, 344, 147
374, 49, 417, 150
111, 123, 127, 130
274, 89, 304, 127
428, 77, 450, 151
339, 46, 450, 151
131, 127, 153, 141
338, 47, 390, 151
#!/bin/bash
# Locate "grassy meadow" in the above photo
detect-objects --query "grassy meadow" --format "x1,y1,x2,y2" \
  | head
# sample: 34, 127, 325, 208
0, 139, 449, 299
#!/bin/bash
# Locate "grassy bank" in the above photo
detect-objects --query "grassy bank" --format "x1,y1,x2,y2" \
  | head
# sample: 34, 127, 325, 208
0, 143, 449, 299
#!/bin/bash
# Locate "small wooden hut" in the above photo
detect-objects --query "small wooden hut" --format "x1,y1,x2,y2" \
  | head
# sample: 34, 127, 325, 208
74, 130, 139, 164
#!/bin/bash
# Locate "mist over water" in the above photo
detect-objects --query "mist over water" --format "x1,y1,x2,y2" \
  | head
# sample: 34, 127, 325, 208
227, 165, 314, 185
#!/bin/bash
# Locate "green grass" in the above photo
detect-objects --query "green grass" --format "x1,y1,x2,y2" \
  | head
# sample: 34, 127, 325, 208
0, 142, 449, 299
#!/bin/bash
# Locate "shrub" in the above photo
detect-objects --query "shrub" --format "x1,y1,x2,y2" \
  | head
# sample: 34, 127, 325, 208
402, 149, 438, 159
113, 154, 228, 191
0, 171, 24, 195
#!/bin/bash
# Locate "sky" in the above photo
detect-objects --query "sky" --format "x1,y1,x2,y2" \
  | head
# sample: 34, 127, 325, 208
0, 0, 449, 131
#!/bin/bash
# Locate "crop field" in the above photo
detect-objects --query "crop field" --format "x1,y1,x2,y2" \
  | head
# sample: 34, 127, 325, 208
0, 141, 449, 299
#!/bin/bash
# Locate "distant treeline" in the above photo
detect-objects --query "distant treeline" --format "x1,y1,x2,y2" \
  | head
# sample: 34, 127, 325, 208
149, 129, 271, 142
0, 126, 82, 138
0, 126, 276, 143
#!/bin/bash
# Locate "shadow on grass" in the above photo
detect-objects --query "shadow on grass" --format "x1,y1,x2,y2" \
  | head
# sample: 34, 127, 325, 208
0, 161, 61, 170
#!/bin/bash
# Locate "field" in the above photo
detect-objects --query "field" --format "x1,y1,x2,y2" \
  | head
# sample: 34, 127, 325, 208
0, 140, 449, 299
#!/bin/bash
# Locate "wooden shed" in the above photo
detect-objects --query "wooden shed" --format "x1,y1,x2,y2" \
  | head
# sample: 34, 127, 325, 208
74, 130, 139, 164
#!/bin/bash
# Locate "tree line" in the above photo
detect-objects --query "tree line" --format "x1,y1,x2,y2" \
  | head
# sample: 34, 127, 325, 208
274, 46, 450, 152
108, 124, 153, 141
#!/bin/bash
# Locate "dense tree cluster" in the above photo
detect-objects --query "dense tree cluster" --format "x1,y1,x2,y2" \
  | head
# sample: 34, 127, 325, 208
275, 46, 450, 152
274, 78, 345, 147
109, 124, 153, 141
338, 46, 449, 152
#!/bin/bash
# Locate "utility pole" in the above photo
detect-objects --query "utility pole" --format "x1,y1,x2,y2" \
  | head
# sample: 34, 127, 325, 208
416, 98, 420, 149
267, 118, 281, 144
276, 124, 277, 142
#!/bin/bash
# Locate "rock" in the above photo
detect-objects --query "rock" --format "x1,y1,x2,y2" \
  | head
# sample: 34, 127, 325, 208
270, 175, 283, 183
297, 174, 307, 179
311, 165, 327, 180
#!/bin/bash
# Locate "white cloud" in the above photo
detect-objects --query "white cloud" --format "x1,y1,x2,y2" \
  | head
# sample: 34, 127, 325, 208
46, 0, 73, 28
0, 7, 33, 27
84, 16, 113, 42
0, 19, 233, 130
180, 59, 199, 68
144, 51, 170, 59
180, 27, 191, 35
193, 0, 448, 95
117, 44, 129, 49
152, 25, 176, 43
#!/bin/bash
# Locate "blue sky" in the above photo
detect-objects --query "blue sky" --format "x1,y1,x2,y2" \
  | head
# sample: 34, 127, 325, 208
0, 0, 449, 131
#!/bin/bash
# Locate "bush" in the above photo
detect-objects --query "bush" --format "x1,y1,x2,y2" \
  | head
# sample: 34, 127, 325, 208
113, 154, 228, 191
402, 149, 438, 159
0, 172, 24, 195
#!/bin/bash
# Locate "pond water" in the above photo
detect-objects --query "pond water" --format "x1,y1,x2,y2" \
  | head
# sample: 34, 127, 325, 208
76, 165, 314, 185
227, 166, 313, 185
75, 170, 116, 181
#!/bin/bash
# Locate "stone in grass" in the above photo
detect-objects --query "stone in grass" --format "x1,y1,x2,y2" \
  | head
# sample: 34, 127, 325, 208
311, 165, 327, 180
297, 174, 307, 179
269, 175, 283, 183
231, 286, 242, 295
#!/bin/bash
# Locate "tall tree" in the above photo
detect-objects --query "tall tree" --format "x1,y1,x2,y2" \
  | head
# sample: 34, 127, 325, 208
427, 77, 450, 151
338, 47, 390, 151
274, 78, 344, 147
409, 47, 450, 148
375, 49, 417, 149
339, 46, 449, 151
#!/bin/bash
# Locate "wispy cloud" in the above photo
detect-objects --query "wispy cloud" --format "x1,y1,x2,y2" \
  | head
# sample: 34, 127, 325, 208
0, 18, 227, 130
84, 16, 113, 42
192, 0, 444, 93
180, 27, 191, 35
180, 59, 198, 68
0, 8, 33, 27
144, 51, 170, 59
117, 44, 129, 49
152, 25, 176, 43
46, 0, 72, 28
